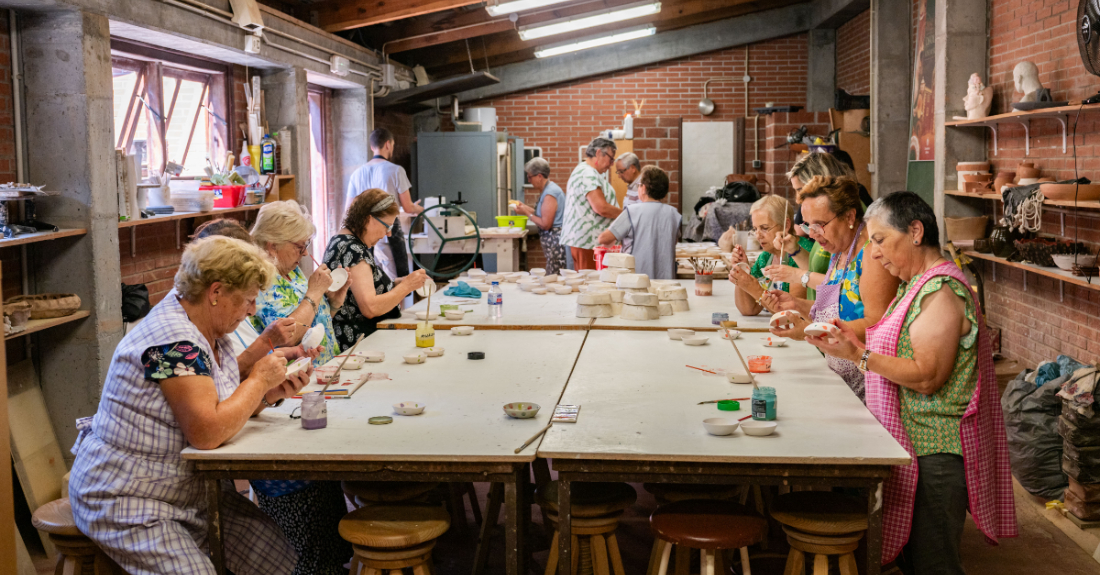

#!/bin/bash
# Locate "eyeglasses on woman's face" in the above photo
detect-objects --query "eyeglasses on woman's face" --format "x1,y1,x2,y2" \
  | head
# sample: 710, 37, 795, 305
373, 215, 396, 233
289, 240, 311, 255
799, 214, 838, 237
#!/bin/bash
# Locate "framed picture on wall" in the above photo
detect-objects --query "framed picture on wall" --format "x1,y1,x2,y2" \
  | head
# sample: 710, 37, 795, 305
523, 146, 542, 187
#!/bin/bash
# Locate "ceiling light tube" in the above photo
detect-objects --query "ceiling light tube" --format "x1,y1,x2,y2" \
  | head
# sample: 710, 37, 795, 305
534, 25, 656, 59
485, 0, 574, 17
519, 1, 661, 41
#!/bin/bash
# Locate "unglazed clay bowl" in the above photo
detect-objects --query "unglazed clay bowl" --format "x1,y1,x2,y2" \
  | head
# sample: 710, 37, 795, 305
452, 326, 474, 336
682, 336, 710, 346
424, 347, 445, 357
285, 356, 312, 378
668, 328, 694, 340
444, 310, 466, 321
360, 351, 385, 362
503, 402, 541, 419
328, 267, 349, 292
393, 402, 426, 416
403, 353, 426, 364
341, 357, 363, 370
703, 418, 740, 436
302, 325, 325, 349
741, 420, 778, 436
726, 372, 753, 384
415, 311, 439, 321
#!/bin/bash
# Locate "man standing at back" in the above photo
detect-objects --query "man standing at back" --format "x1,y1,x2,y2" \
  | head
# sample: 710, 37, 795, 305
345, 128, 421, 279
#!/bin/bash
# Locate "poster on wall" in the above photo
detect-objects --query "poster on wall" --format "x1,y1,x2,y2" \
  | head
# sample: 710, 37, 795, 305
908, 0, 935, 161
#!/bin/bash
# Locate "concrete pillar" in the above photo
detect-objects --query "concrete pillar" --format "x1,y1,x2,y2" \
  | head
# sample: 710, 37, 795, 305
934, 0, 989, 231
262, 68, 312, 210
807, 29, 836, 113
21, 10, 124, 456
870, 0, 911, 197
332, 87, 369, 218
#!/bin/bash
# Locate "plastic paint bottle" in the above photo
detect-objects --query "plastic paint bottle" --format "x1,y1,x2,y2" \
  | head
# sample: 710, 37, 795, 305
752, 386, 777, 421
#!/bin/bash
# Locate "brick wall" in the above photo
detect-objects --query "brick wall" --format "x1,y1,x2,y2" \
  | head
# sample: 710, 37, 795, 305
835, 9, 871, 95
374, 109, 415, 178
764, 111, 832, 200
978, 0, 1100, 368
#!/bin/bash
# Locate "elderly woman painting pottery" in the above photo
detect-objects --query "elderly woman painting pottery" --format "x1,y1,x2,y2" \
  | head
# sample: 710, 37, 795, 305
513, 157, 567, 274
69, 237, 310, 574
764, 176, 900, 400
323, 188, 429, 348
562, 137, 622, 270
805, 192, 1016, 574
728, 194, 812, 316
250, 200, 350, 366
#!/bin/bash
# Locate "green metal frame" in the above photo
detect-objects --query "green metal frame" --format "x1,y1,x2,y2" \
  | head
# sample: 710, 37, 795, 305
407, 203, 482, 279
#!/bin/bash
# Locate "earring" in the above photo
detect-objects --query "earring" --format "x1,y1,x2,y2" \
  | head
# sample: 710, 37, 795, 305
212, 300, 218, 306
849, 224, 854, 229
913, 240, 919, 245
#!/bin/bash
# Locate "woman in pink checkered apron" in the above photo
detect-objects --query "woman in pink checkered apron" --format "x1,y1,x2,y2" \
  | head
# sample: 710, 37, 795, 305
806, 192, 1016, 574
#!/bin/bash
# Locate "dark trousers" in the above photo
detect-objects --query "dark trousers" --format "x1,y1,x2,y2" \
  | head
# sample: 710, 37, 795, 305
898, 453, 968, 575
390, 219, 410, 278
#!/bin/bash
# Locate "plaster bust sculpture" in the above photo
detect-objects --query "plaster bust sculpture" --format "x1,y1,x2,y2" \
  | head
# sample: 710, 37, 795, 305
1013, 61, 1050, 103
953, 72, 994, 120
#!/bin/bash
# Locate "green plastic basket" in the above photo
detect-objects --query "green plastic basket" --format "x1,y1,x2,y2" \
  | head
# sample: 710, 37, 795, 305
495, 215, 529, 228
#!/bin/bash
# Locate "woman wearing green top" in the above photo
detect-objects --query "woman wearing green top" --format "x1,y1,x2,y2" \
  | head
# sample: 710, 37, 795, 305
728, 195, 809, 316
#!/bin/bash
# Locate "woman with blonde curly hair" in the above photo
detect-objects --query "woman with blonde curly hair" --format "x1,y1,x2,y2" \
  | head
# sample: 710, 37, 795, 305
69, 236, 310, 575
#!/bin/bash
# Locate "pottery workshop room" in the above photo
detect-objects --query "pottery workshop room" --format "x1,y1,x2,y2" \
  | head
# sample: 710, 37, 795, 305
10, 0, 1100, 574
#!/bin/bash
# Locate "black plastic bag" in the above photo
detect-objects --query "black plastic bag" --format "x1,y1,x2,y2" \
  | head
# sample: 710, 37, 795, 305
121, 283, 151, 322
1002, 368, 1068, 499
715, 181, 760, 204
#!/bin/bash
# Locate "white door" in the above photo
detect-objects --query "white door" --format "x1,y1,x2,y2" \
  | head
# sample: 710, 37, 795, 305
681, 122, 734, 226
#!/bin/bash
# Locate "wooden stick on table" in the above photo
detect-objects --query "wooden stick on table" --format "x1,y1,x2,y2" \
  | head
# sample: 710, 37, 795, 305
320, 334, 364, 395
514, 423, 553, 454
728, 337, 759, 390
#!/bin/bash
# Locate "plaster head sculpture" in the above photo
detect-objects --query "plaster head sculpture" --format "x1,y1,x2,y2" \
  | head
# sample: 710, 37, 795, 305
955, 72, 994, 120
1013, 61, 1049, 103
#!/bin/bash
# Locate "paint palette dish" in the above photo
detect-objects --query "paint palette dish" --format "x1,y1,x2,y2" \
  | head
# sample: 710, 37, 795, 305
763, 337, 789, 348
285, 357, 312, 378
722, 329, 742, 340
424, 347, 445, 357
741, 420, 777, 436
703, 418, 740, 436
327, 267, 349, 292
503, 402, 541, 419
393, 402, 426, 416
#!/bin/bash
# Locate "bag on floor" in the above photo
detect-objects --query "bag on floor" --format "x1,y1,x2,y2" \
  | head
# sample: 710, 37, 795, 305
1002, 368, 1068, 499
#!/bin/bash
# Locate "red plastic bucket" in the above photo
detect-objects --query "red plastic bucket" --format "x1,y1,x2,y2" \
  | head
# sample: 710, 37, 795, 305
593, 245, 621, 270
203, 185, 246, 208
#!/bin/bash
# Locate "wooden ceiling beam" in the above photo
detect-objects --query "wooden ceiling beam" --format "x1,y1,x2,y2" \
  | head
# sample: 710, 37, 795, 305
311, 0, 484, 32
386, 19, 516, 54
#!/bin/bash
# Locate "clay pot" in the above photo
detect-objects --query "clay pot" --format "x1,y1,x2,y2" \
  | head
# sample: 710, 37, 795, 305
993, 172, 1015, 192
1017, 166, 1040, 179
962, 173, 993, 182
1040, 183, 1100, 201
1019, 162, 1035, 168
1037, 177, 1055, 183
957, 161, 991, 172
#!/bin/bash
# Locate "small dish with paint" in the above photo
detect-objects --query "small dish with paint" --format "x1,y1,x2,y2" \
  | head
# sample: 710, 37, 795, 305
504, 402, 541, 419
722, 329, 742, 340
726, 372, 754, 384
769, 311, 801, 329
415, 311, 439, 321
703, 418, 740, 436
424, 347, 445, 357
444, 310, 466, 321
668, 328, 694, 340
359, 351, 385, 362
340, 357, 363, 370
452, 326, 474, 336
393, 402, 426, 416
403, 353, 426, 364
285, 356, 312, 378
741, 420, 778, 436
764, 337, 789, 348
682, 335, 709, 346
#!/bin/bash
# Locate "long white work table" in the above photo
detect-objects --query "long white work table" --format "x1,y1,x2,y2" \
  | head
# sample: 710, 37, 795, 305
539, 330, 910, 575
377, 278, 773, 332
184, 329, 587, 575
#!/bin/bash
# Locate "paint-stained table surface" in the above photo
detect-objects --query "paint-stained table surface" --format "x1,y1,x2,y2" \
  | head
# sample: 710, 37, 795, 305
377, 281, 593, 330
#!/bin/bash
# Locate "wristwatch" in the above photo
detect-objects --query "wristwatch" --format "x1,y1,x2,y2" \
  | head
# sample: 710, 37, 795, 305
261, 395, 285, 409
800, 272, 811, 288
857, 350, 872, 373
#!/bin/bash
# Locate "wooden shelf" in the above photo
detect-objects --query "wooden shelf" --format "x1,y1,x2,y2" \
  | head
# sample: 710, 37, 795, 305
945, 189, 1100, 209
963, 251, 1100, 292
0, 228, 86, 248
945, 102, 1100, 156
5, 310, 90, 340
118, 205, 262, 229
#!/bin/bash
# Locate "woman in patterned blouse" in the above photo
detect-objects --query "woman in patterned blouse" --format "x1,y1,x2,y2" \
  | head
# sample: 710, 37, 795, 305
323, 188, 429, 349
805, 192, 1016, 574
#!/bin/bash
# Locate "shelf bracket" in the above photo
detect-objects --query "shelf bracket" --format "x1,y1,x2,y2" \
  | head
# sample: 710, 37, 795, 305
1016, 120, 1030, 155
130, 227, 136, 258
992, 262, 996, 282
1060, 280, 1065, 302
176, 220, 182, 250
985, 124, 998, 156
1061, 212, 1066, 236
1057, 115, 1068, 153
1023, 270, 1028, 291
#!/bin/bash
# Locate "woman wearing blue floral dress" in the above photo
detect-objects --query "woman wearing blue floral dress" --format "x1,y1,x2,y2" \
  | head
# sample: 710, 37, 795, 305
248, 200, 355, 574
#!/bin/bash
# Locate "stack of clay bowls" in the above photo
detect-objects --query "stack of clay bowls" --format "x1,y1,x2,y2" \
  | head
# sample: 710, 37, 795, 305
657, 284, 690, 312
599, 252, 636, 283
617, 274, 661, 320
1015, 162, 1042, 186
957, 161, 993, 194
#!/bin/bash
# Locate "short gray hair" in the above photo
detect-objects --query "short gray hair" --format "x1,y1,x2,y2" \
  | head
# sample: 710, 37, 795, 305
250, 200, 316, 247
524, 157, 550, 178
584, 137, 617, 159
865, 191, 941, 249
615, 152, 640, 170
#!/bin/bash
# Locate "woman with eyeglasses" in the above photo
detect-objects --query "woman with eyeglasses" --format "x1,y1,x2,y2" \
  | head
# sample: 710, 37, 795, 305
323, 189, 429, 349
513, 157, 567, 274
728, 194, 813, 316
562, 137, 623, 270
250, 200, 349, 367
764, 176, 900, 401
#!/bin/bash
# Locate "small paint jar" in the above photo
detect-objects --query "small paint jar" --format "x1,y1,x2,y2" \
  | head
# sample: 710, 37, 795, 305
751, 387, 777, 421
711, 312, 729, 325
300, 393, 328, 430
747, 355, 772, 373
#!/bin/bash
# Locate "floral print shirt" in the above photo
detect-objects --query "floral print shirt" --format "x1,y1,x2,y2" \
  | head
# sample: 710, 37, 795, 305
250, 266, 339, 365
823, 242, 868, 321
142, 341, 213, 380
322, 233, 400, 350
562, 163, 617, 250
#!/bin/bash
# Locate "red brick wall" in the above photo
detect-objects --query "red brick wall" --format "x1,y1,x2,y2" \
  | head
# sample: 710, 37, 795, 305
374, 109, 415, 177
765, 111, 831, 200
0, 11, 25, 305
836, 9, 871, 95
979, 0, 1100, 368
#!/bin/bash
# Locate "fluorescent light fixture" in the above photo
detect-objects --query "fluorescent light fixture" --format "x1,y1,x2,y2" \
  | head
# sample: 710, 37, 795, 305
485, 0, 573, 17
519, 1, 661, 41
534, 25, 655, 58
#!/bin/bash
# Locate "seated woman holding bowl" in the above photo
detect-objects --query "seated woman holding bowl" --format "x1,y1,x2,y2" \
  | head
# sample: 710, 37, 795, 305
728, 194, 813, 316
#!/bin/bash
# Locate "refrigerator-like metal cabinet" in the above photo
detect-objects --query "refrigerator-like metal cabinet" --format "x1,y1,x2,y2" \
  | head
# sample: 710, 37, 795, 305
413, 131, 524, 226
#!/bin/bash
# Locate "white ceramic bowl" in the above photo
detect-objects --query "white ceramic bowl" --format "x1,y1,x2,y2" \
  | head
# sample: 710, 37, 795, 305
359, 351, 385, 363
764, 337, 788, 348
1052, 254, 1098, 270
668, 328, 694, 340
503, 402, 541, 419
741, 420, 778, 436
804, 322, 839, 339
554, 285, 573, 295
529, 268, 546, 277
393, 402, 426, 416
415, 311, 439, 321
682, 335, 709, 346
470, 283, 491, 292
415, 280, 437, 298
341, 357, 363, 370
328, 267, 349, 292
485, 274, 503, 283
703, 418, 740, 436
726, 372, 754, 384
452, 326, 474, 335
301, 325, 324, 349
722, 329, 742, 340
444, 310, 466, 321
285, 356, 312, 378
424, 347, 445, 357
531, 287, 548, 295
403, 353, 426, 364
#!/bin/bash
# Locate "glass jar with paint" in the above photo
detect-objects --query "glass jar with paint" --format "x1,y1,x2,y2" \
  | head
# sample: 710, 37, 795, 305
299, 393, 328, 430
751, 386, 777, 421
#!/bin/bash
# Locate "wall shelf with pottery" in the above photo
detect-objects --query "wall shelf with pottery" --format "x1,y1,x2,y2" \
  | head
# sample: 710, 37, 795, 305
0, 228, 86, 248
4, 310, 90, 341
945, 102, 1100, 156
963, 251, 1100, 297
118, 205, 262, 258
945, 189, 1100, 210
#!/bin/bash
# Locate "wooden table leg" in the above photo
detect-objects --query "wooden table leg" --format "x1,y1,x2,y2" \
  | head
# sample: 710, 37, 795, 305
557, 478, 572, 575
206, 478, 226, 575
865, 480, 884, 575
472, 483, 503, 575
505, 476, 519, 575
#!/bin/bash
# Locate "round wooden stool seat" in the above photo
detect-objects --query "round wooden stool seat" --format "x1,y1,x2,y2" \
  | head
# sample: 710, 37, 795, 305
341, 481, 440, 503
643, 483, 741, 503
355, 540, 435, 561
770, 491, 867, 535
536, 481, 637, 517
650, 499, 767, 550
545, 511, 623, 536
32, 498, 83, 536
338, 504, 451, 549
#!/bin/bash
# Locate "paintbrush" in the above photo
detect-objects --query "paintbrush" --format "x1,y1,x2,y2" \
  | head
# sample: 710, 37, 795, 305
514, 422, 553, 454
686, 365, 717, 374
697, 397, 751, 405
728, 337, 758, 390
320, 333, 364, 395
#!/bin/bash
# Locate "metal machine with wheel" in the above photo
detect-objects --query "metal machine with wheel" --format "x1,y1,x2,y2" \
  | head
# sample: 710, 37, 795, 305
407, 203, 481, 279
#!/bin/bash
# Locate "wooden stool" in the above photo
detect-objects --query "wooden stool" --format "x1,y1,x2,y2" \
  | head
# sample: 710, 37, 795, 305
537, 481, 637, 575
339, 504, 451, 575
769, 492, 868, 575
643, 483, 742, 504
341, 481, 440, 508
31, 498, 126, 575
648, 499, 767, 575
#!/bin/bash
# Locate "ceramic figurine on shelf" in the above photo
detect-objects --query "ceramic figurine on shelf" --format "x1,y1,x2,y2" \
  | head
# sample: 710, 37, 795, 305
1012, 61, 1051, 104
953, 73, 994, 120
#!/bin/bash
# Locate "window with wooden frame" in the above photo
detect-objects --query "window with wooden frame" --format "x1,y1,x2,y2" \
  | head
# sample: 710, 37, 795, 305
110, 40, 231, 180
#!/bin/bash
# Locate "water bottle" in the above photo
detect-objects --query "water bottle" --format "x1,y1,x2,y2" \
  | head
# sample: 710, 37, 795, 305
488, 281, 503, 319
